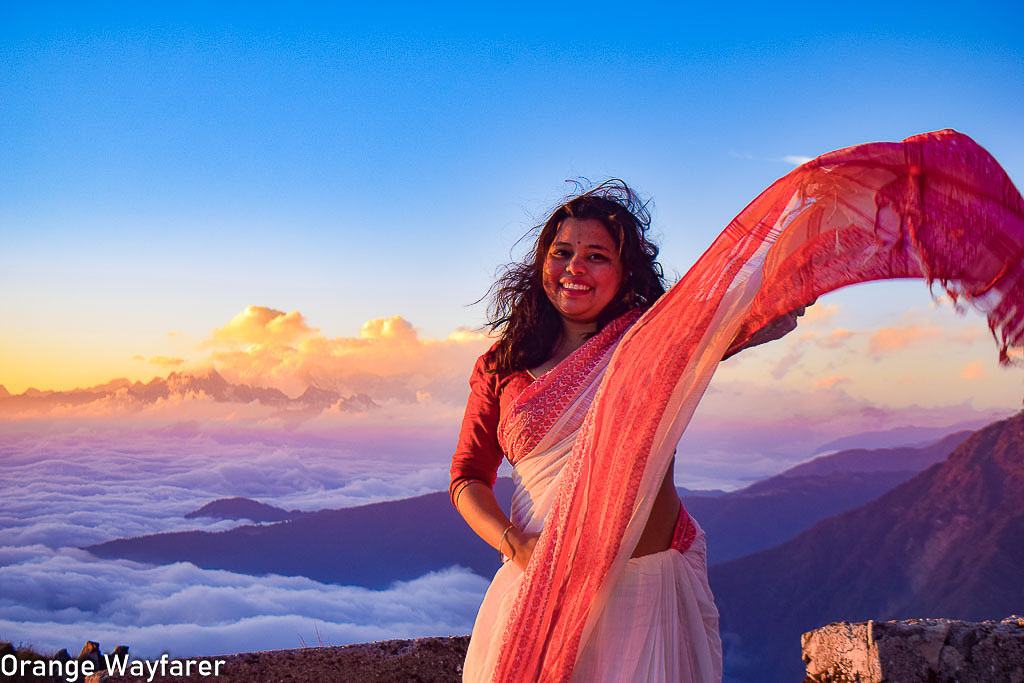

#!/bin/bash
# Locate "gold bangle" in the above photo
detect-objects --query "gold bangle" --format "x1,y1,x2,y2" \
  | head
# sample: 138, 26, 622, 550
454, 479, 485, 511
453, 480, 472, 511
498, 523, 516, 562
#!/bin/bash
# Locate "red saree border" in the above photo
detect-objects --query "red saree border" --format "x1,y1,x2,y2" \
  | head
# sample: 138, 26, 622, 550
670, 504, 697, 555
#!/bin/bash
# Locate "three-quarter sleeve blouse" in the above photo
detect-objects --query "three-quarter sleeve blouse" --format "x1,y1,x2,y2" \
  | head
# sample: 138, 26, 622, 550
449, 347, 532, 506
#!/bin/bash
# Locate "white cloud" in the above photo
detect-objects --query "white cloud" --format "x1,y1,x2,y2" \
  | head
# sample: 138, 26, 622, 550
0, 429, 485, 658
0, 546, 486, 658
208, 306, 317, 347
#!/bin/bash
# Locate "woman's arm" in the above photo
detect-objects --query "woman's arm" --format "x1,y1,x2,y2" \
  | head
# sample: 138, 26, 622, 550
450, 351, 539, 571
454, 481, 539, 572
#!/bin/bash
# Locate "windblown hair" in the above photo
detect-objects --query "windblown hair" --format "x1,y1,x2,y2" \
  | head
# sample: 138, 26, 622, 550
486, 179, 666, 372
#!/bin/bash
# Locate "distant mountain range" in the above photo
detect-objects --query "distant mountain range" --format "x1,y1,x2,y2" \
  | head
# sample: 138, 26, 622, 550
86, 428, 968, 587
689, 431, 971, 563
810, 420, 994, 454
0, 370, 375, 415
88, 480, 515, 588
711, 411, 1024, 682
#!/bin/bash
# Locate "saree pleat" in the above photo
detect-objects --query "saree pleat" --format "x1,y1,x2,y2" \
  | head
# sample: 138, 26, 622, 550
490, 129, 1024, 682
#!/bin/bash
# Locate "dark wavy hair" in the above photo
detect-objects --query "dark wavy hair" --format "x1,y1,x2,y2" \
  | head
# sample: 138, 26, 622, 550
486, 179, 666, 372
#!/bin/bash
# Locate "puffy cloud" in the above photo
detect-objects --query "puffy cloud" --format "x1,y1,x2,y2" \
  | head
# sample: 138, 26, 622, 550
795, 327, 854, 350
869, 324, 943, 354
204, 308, 491, 405
960, 361, 985, 380
814, 376, 849, 388
783, 154, 813, 165
208, 306, 317, 347
771, 347, 804, 380
360, 316, 417, 342
0, 428, 483, 658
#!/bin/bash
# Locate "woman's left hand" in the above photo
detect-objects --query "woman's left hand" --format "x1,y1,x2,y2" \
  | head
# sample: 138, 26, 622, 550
508, 529, 540, 573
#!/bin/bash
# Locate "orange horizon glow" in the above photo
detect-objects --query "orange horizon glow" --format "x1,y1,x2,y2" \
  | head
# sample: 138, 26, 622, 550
2, 303, 1021, 417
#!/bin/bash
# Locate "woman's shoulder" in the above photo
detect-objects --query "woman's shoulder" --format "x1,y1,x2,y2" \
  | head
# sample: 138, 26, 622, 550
471, 342, 531, 398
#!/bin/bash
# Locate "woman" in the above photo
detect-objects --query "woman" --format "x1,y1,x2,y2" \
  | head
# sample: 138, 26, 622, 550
451, 181, 796, 681
451, 130, 1024, 682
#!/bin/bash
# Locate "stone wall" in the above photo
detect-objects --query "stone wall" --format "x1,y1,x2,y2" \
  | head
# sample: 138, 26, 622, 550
802, 617, 1024, 683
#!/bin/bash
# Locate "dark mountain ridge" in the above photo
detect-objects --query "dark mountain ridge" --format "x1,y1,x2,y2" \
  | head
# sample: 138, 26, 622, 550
184, 497, 307, 523
85, 430, 965, 589
87, 480, 515, 589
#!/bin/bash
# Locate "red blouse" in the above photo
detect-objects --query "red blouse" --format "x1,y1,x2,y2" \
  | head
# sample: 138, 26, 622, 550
449, 349, 533, 506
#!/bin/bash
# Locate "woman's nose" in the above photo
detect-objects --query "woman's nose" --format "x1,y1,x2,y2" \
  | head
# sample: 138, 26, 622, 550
566, 255, 586, 274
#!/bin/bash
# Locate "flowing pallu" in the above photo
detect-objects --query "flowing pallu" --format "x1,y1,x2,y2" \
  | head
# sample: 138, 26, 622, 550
490, 129, 1024, 682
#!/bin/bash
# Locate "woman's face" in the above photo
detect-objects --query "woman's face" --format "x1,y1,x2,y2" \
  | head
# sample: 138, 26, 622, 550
542, 217, 624, 328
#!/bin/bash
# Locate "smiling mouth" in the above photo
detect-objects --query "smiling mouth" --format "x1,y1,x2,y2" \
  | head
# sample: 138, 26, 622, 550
560, 281, 592, 293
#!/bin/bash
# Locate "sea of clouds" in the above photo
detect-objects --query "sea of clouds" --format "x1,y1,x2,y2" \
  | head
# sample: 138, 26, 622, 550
0, 425, 491, 658
2, 406, 1006, 660
2, 304, 1014, 656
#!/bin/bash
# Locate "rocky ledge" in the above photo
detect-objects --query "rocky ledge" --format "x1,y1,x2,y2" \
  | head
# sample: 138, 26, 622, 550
802, 616, 1024, 683
2, 636, 470, 683
113, 636, 470, 683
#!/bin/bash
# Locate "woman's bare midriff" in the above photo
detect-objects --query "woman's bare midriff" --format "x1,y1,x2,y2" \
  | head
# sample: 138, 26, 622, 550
630, 458, 682, 558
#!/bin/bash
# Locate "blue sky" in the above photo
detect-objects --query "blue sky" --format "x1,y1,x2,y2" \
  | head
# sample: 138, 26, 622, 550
1, 1, 1022, 394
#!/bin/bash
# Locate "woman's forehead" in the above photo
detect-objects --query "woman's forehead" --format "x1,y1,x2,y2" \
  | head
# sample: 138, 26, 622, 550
554, 217, 616, 244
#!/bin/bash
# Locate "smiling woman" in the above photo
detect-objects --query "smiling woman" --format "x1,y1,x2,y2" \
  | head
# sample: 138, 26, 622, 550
482, 181, 667, 377
450, 180, 725, 681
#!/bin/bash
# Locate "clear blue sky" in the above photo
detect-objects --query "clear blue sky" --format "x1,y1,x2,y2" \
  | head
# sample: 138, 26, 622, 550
2, 1, 1022, 391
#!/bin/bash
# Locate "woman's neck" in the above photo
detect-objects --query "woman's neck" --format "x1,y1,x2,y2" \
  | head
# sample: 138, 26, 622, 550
527, 319, 597, 378
554, 320, 596, 357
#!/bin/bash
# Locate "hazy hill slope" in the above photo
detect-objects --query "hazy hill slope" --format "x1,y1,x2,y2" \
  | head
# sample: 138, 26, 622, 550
782, 430, 970, 476
710, 412, 1024, 683
683, 431, 968, 564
